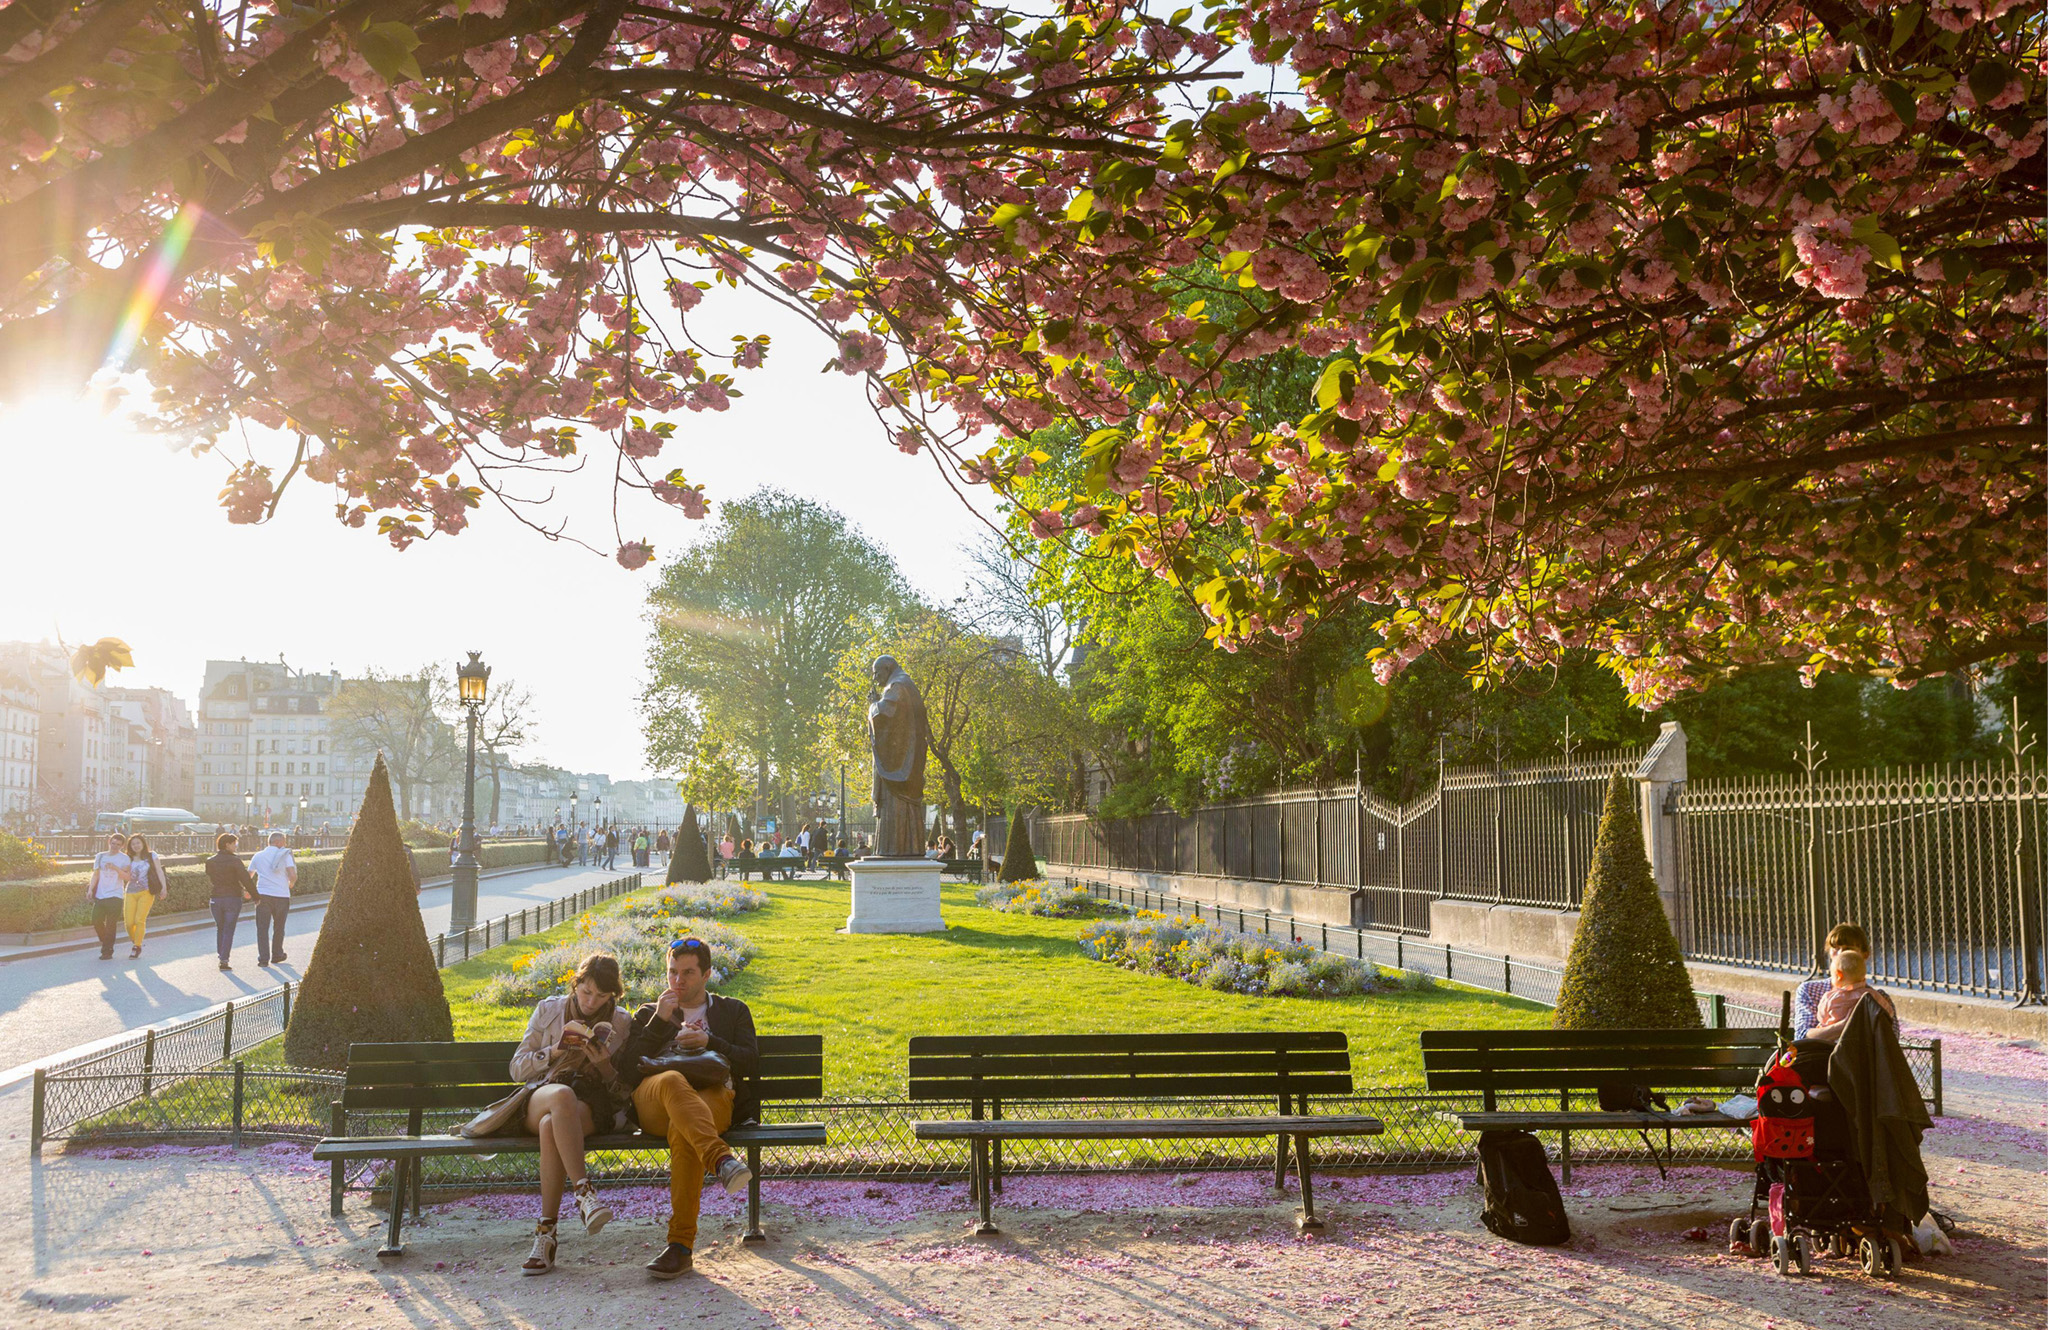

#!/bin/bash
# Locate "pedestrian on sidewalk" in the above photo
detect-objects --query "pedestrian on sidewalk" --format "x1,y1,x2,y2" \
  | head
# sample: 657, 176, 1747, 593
604, 825, 619, 870
249, 830, 298, 967
87, 833, 131, 961
204, 831, 255, 970
122, 833, 169, 959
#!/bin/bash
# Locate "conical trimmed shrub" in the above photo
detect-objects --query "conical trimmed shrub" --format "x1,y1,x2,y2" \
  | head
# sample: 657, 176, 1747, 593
285, 753, 453, 1068
1553, 771, 1701, 1030
997, 808, 1039, 882
668, 803, 713, 884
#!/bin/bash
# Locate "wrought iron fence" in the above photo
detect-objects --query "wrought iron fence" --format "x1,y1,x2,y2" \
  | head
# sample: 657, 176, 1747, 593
1038, 739, 2048, 1004
1036, 748, 1640, 936
1681, 761, 2046, 1002
31, 873, 643, 1149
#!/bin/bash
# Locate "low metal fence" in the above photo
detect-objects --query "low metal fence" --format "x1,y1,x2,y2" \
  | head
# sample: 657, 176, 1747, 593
31, 873, 643, 1148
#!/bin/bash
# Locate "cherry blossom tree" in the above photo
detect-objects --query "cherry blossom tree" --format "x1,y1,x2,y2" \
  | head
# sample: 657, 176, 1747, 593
0, 0, 2037, 702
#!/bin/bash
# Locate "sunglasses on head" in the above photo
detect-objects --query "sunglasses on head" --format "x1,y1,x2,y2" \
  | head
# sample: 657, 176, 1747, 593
669, 938, 710, 956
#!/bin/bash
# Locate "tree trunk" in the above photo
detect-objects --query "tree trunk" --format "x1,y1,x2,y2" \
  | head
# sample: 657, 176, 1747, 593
485, 752, 503, 826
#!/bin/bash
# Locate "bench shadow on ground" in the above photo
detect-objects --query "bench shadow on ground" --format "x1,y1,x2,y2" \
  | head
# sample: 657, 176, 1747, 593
928, 924, 1079, 961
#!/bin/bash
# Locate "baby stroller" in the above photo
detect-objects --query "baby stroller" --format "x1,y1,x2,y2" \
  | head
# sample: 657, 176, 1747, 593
1730, 1038, 1907, 1279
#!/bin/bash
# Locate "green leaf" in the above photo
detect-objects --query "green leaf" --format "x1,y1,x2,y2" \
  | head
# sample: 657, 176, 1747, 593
358, 22, 424, 84
1967, 59, 2012, 107
1889, 4, 1921, 52
1398, 280, 1424, 325
987, 202, 1029, 228
1880, 81, 1918, 127
1313, 358, 1358, 411
1063, 189, 1095, 222
1779, 236, 1799, 279
1866, 232, 1905, 272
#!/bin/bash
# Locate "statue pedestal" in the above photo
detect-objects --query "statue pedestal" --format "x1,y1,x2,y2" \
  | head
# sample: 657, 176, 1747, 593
845, 858, 946, 934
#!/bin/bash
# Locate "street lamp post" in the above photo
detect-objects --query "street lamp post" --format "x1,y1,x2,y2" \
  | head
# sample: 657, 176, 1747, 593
243, 788, 253, 833
450, 651, 491, 930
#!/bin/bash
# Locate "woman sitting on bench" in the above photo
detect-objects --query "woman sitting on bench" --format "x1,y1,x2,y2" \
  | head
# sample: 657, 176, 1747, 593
509, 953, 630, 1275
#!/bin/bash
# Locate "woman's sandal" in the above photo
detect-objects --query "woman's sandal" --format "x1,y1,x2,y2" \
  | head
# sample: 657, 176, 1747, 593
522, 1220, 558, 1275
573, 1181, 612, 1236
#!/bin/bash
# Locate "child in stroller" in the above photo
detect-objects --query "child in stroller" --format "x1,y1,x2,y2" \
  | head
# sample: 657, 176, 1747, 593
1728, 1038, 1909, 1278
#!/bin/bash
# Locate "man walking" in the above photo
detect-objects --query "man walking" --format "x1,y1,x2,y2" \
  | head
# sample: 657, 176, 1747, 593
248, 830, 297, 967
604, 825, 619, 870
622, 938, 756, 1279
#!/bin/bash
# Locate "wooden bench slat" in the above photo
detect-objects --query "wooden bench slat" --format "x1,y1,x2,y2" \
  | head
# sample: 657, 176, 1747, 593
312, 1123, 829, 1161
1456, 1111, 1748, 1131
1421, 1047, 1772, 1073
1418, 1029, 1778, 1050
908, 1031, 1347, 1055
913, 1115, 1385, 1142
1425, 1068, 1762, 1093
907, 1073, 1355, 1102
908, 1050, 1353, 1078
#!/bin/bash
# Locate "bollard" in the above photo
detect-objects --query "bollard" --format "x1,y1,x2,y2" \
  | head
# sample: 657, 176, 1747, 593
222, 1000, 236, 1061
463, 926, 471, 961
1930, 1040, 1943, 1117
1444, 942, 1452, 982
1710, 993, 1727, 1028
1321, 921, 1328, 951
1396, 934, 1403, 969
436, 933, 446, 967
1504, 955, 1512, 994
232, 1061, 246, 1146
141, 1027, 157, 1099
281, 980, 293, 1030
29, 1068, 45, 1154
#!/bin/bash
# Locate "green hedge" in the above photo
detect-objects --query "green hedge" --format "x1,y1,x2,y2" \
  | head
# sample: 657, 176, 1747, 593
0, 840, 553, 935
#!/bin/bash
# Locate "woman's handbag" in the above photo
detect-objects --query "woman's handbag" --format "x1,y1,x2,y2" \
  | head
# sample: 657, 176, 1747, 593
459, 1082, 540, 1138
633, 1049, 731, 1090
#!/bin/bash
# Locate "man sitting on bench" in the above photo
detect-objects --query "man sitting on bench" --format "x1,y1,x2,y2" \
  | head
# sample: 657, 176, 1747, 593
623, 937, 759, 1279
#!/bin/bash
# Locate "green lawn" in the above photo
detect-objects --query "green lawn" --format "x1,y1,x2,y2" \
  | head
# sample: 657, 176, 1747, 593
442, 878, 1551, 1098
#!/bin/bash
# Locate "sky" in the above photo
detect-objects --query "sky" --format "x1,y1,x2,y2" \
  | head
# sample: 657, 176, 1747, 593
0, 293, 1004, 781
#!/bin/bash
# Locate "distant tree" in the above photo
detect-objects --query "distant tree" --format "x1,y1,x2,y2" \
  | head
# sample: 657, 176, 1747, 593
329, 667, 455, 819
1553, 773, 1701, 1032
475, 682, 536, 828
643, 489, 907, 827
286, 754, 453, 1069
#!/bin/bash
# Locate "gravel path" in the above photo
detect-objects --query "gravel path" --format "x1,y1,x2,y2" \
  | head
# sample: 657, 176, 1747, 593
1, 1030, 2040, 1329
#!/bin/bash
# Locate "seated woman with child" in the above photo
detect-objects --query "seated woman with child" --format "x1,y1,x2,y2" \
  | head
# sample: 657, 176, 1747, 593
1794, 922, 1896, 1043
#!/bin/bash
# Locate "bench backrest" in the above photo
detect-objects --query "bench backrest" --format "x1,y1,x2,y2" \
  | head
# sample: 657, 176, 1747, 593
906, 1031, 1352, 1110
338, 1036, 824, 1119
1419, 1028, 1779, 1109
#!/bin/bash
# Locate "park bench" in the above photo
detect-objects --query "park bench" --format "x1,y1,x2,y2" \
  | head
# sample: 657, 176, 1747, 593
1419, 1027, 1783, 1183
908, 1031, 1383, 1234
722, 854, 803, 880
312, 1036, 826, 1257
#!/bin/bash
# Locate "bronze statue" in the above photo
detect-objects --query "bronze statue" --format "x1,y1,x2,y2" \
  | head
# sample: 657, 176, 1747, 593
867, 654, 930, 857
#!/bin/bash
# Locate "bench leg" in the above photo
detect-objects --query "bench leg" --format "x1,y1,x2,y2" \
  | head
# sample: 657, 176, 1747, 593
1293, 1135, 1322, 1232
972, 1140, 998, 1236
410, 1155, 424, 1220
1560, 1129, 1572, 1187
1273, 1092, 1291, 1189
379, 1160, 407, 1258
329, 1103, 345, 1218
742, 1144, 766, 1244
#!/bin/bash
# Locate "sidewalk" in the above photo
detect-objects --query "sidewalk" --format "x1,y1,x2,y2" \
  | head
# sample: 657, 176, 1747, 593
0, 859, 554, 963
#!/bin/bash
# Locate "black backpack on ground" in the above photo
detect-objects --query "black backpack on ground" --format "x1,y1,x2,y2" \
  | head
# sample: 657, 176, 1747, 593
1476, 1129, 1571, 1246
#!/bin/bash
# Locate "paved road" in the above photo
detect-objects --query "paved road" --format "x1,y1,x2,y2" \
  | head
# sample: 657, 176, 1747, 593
0, 861, 647, 1086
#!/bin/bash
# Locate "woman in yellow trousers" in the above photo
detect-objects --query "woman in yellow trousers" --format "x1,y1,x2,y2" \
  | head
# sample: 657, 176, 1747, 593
122, 833, 168, 959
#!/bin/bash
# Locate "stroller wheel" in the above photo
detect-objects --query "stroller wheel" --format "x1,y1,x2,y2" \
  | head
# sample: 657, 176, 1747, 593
1772, 1236, 1792, 1276
1884, 1235, 1905, 1279
1830, 1232, 1851, 1258
1858, 1235, 1883, 1277
1728, 1218, 1751, 1255
1749, 1218, 1770, 1256
1793, 1233, 1813, 1275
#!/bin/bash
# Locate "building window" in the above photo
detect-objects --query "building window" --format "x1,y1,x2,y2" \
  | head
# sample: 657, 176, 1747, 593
317, 762, 326, 774
317, 782, 325, 795
202, 761, 212, 775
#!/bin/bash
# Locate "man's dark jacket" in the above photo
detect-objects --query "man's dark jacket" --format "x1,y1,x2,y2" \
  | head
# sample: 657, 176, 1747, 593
621, 993, 762, 1126
1828, 993, 1931, 1229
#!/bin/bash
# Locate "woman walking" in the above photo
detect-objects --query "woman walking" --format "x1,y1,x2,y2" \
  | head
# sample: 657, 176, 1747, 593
204, 832, 255, 970
508, 954, 630, 1275
122, 834, 168, 958
87, 833, 131, 960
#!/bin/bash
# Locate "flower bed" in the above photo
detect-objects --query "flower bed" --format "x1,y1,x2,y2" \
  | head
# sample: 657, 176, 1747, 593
974, 879, 1122, 918
473, 912, 756, 1008
617, 882, 766, 920
1078, 911, 1429, 999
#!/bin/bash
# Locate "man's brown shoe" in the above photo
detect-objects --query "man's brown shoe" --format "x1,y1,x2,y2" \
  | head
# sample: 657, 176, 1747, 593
646, 1243, 692, 1279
